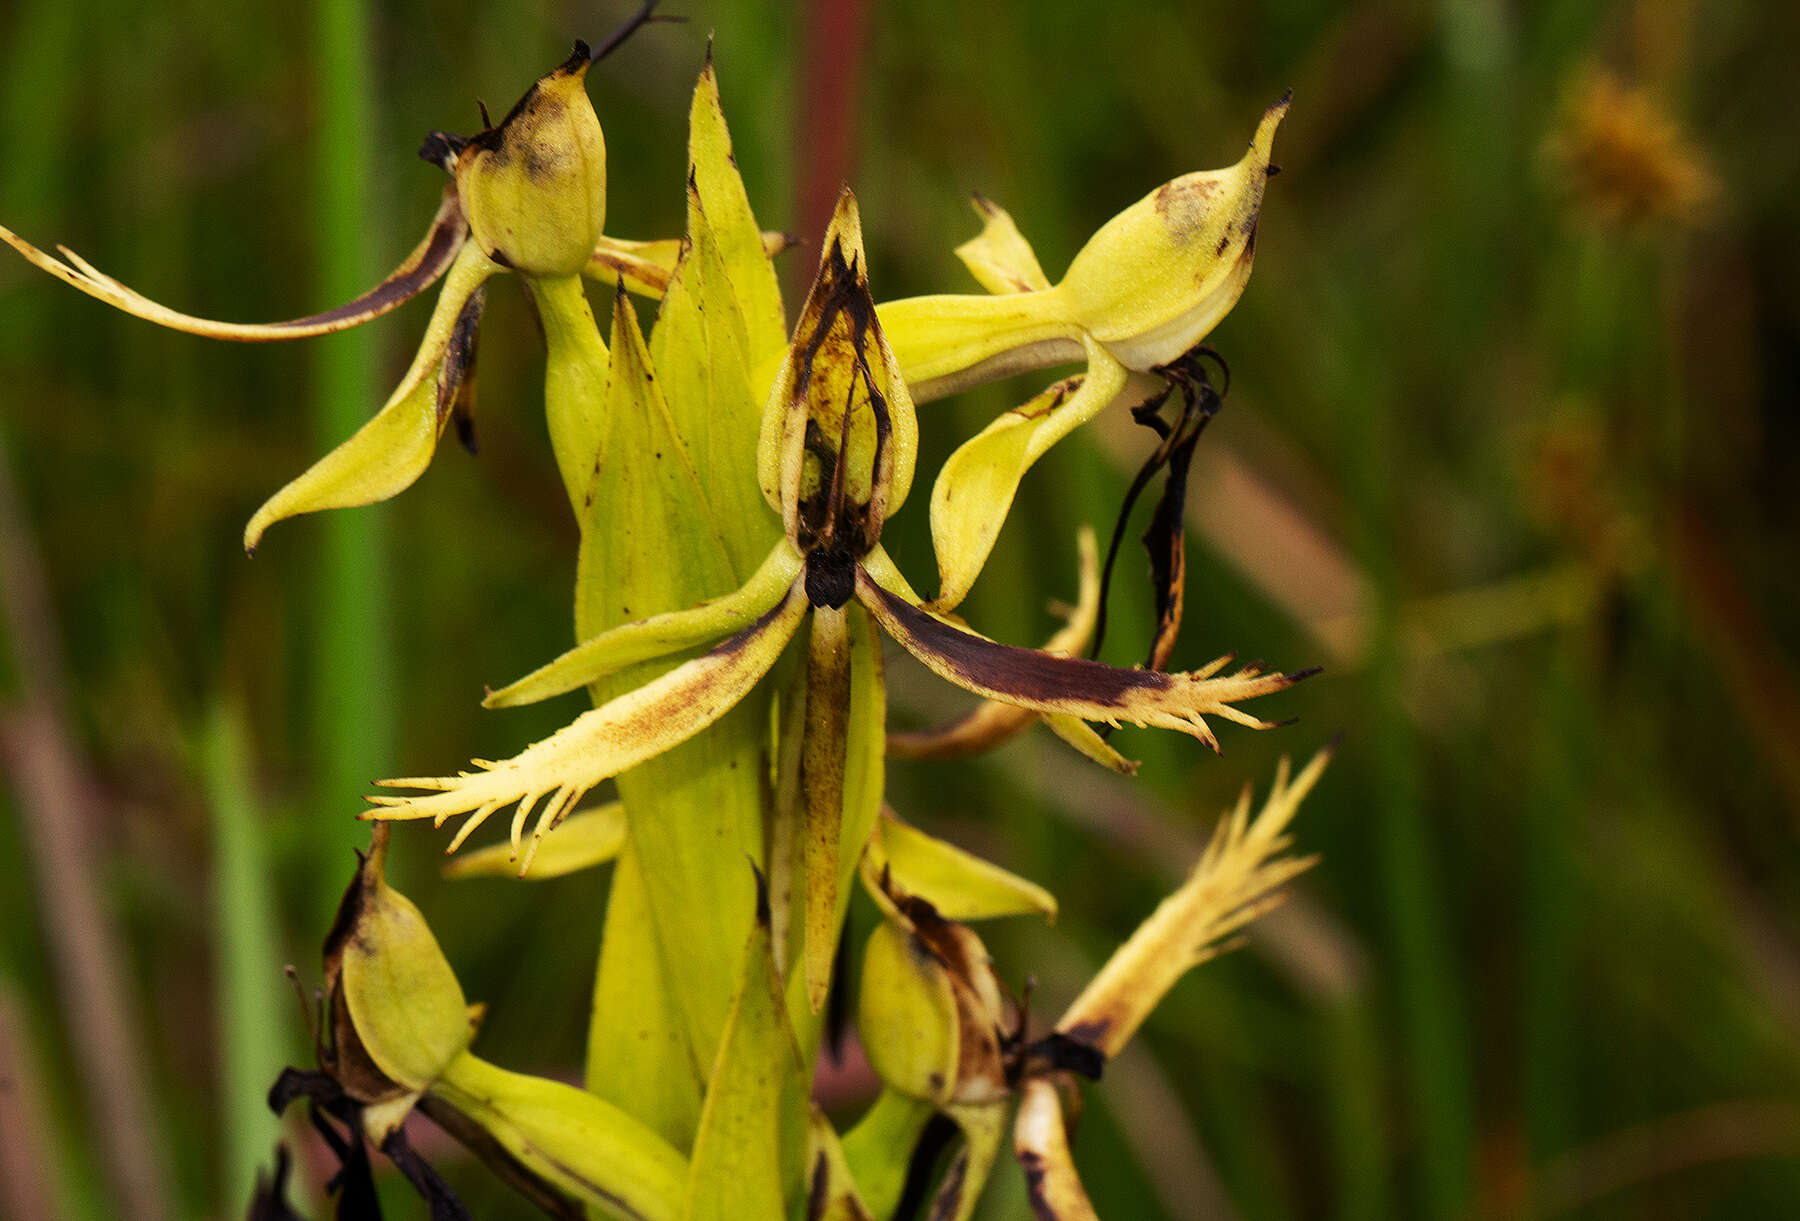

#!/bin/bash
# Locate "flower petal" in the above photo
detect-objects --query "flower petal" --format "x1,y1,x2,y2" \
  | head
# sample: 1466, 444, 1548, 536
928, 344, 1127, 610
876, 289, 1083, 405
440, 801, 626, 880
485, 542, 800, 708
243, 240, 501, 550
367, 580, 808, 855
1056, 746, 1332, 1058
953, 193, 1051, 295
584, 230, 794, 299
1, 186, 467, 340
858, 566, 1312, 752
862, 810, 1056, 922
891, 529, 1135, 773
1013, 1079, 1100, 1221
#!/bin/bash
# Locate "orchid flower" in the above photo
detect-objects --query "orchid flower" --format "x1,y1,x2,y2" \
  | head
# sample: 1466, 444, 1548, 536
367, 188, 1311, 1009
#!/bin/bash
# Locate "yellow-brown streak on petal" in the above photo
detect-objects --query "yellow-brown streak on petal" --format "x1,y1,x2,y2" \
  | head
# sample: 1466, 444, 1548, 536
803, 604, 852, 1013
857, 566, 1311, 751
585, 231, 797, 299
1056, 746, 1333, 1059
1013, 1079, 1100, 1221
484, 542, 802, 708
954, 194, 1052, 295
242, 240, 502, 551
366, 580, 809, 855
891, 530, 1136, 774
1, 187, 467, 340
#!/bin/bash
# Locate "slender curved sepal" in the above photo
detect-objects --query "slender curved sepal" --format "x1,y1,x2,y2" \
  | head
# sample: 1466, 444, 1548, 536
245, 240, 501, 550
0, 186, 468, 340
857, 567, 1311, 752
890, 527, 1133, 775
484, 543, 799, 708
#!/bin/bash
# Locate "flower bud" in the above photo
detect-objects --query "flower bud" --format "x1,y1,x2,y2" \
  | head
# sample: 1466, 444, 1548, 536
451, 44, 608, 277
322, 824, 476, 1124
857, 890, 1010, 1108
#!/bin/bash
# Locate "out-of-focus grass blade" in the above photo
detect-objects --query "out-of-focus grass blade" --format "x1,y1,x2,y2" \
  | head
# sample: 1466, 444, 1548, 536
204, 699, 287, 1212
309, 0, 392, 904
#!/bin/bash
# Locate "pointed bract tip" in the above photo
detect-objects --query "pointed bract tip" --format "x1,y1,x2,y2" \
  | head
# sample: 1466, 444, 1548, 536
1285, 664, 1324, 682
1322, 729, 1346, 755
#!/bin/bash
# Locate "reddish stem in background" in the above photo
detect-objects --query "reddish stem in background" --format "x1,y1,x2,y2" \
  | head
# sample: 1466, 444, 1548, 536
794, 0, 871, 299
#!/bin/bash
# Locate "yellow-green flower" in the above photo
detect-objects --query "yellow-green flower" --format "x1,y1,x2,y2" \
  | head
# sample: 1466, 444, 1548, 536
876, 94, 1289, 608
366, 188, 1310, 1007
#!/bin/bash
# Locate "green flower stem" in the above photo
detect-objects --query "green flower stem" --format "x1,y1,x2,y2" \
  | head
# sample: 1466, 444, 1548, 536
203, 699, 287, 1210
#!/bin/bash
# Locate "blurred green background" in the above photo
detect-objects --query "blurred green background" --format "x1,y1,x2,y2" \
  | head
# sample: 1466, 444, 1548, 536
3, 0, 1798, 1217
